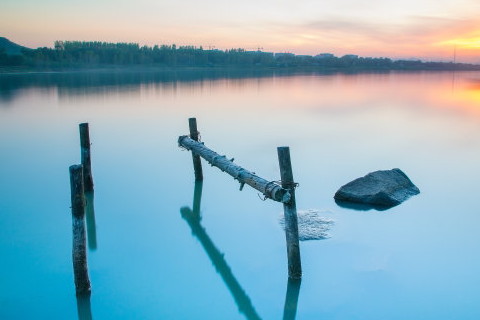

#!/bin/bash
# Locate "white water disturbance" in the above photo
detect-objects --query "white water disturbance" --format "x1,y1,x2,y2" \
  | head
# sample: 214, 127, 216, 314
279, 209, 334, 241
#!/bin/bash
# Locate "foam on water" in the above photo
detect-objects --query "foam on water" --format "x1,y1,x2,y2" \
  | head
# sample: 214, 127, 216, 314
279, 209, 334, 241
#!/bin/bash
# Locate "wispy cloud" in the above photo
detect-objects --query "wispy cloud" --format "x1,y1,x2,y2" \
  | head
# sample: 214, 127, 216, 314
247, 15, 480, 62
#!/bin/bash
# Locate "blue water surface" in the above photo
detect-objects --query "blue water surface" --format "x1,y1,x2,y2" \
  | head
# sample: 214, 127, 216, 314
1, 70, 480, 319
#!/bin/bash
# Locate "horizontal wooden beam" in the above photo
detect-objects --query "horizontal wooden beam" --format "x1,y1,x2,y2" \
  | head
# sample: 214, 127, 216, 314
178, 135, 291, 203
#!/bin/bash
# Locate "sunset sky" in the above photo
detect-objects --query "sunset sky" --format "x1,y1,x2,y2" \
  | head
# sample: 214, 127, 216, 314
2, 0, 480, 63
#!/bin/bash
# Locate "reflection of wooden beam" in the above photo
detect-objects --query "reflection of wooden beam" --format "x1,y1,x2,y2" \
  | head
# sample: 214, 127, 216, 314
283, 278, 301, 320
181, 208, 262, 320
181, 182, 261, 320
178, 135, 291, 203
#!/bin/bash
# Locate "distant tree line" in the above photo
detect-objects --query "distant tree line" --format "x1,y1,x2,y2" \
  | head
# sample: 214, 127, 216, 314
1, 41, 479, 71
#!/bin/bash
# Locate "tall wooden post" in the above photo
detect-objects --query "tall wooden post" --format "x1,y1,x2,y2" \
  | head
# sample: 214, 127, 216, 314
79, 123, 94, 192
277, 147, 302, 279
69, 164, 91, 295
188, 118, 203, 181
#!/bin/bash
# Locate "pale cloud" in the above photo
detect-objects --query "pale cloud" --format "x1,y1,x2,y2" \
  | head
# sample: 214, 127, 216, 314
241, 15, 480, 62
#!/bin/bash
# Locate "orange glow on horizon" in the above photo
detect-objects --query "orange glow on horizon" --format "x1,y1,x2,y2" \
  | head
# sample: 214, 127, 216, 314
439, 36, 480, 49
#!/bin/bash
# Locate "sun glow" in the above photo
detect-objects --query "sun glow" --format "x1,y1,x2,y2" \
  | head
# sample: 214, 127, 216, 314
439, 36, 480, 49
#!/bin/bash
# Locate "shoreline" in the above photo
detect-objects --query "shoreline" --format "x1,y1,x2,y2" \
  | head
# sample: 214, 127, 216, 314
2, 64, 480, 76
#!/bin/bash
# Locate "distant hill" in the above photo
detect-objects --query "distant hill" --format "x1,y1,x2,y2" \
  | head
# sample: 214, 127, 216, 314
0, 37, 31, 55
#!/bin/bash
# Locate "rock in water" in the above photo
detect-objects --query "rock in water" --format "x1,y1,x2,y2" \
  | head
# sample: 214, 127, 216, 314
334, 168, 420, 208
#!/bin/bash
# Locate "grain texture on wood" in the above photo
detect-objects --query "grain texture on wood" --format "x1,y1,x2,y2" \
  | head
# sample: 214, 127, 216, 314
79, 123, 94, 192
277, 147, 302, 279
69, 164, 91, 295
188, 118, 203, 181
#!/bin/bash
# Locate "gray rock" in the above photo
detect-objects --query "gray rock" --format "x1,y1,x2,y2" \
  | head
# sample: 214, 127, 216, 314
334, 168, 420, 208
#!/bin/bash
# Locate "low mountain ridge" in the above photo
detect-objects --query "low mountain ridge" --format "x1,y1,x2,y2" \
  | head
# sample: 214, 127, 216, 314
0, 37, 31, 55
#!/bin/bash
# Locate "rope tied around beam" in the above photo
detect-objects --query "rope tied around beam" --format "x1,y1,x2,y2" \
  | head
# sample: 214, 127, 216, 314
272, 180, 300, 189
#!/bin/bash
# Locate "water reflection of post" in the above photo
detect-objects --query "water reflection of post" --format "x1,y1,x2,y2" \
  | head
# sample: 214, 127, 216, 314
84, 191, 97, 251
282, 278, 301, 320
76, 294, 93, 320
180, 181, 262, 320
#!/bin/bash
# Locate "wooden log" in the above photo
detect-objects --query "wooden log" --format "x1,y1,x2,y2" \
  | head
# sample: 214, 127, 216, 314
178, 135, 291, 203
69, 164, 91, 295
189, 118, 203, 181
277, 147, 302, 279
79, 123, 94, 192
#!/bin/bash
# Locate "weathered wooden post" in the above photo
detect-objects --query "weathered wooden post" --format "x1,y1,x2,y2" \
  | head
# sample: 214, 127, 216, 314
277, 147, 302, 279
69, 164, 91, 295
79, 123, 94, 192
189, 118, 203, 181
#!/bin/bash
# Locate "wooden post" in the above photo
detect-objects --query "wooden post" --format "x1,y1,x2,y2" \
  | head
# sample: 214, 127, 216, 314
189, 118, 203, 181
79, 123, 94, 192
277, 147, 302, 279
69, 164, 91, 295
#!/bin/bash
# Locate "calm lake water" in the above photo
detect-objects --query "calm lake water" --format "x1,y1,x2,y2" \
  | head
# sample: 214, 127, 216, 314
1, 69, 480, 319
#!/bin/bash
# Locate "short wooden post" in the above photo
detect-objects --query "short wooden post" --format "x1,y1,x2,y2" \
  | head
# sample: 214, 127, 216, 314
277, 147, 302, 279
188, 118, 203, 181
79, 123, 94, 192
69, 164, 91, 295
